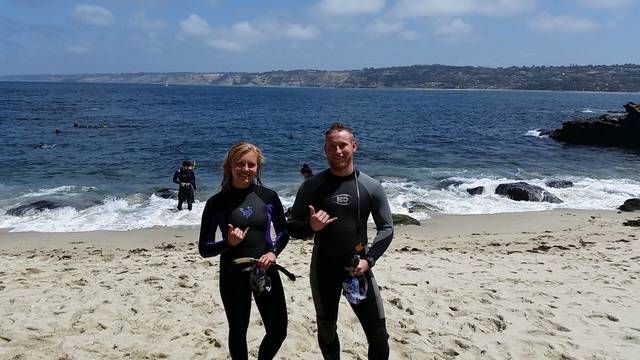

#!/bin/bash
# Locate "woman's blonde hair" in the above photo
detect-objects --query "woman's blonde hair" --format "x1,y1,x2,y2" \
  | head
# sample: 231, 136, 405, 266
221, 142, 264, 192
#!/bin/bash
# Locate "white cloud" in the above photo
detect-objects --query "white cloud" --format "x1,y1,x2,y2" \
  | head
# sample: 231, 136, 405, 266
178, 15, 318, 51
66, 41, 92, 53
316, 0, 386, 16
283, 24, 318, 40
232, 21, 263, 39
129, 13, 165, 52
129, 12, 165, 31
367, 19, 405, 34
393, 0, 534, 18
206, 38, 247, 51
180, 14, 212, 37
529, 14, 597, 33
73, 4, 114, 26
400, 30, 421, 40
435, 18, 473, 37
578, 0, 634, 9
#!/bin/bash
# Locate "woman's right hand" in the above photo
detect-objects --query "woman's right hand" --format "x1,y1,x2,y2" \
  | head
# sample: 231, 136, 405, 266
227, 224, 249, 246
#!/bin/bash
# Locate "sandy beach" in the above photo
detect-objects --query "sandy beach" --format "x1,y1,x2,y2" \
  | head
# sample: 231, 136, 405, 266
1, 209, 639, 359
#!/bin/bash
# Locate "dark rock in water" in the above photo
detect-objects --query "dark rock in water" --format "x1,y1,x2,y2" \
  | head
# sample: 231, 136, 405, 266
402, 201, 441, 213
437, 179, 464, 189
549, 102, 640, 148
495, 182, 563, 203
545, 180, 574, 188
154, 188, 177, 199
618, 198, 640, 212
466, 186, 484, 195
392, 213, 420, 226
6, 200, 64, 216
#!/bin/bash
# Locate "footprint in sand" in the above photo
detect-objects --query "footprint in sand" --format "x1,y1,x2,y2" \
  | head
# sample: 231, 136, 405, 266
587, 312, 620, 322
388, 297, 404, 310
548, 320, 571, 332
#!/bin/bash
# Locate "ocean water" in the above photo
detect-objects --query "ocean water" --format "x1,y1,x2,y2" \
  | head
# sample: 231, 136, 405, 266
1, 82, 639, 232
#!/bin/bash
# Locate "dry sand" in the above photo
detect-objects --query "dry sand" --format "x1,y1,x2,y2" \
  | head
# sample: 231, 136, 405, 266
1, 209, 639, 359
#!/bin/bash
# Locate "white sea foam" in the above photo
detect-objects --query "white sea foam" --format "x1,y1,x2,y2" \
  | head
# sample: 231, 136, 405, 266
20, 185, 99, 198
525, 129, 548, 138
1, 178, 638, 232
380, 176, 640, 216
0, 194, 204, 232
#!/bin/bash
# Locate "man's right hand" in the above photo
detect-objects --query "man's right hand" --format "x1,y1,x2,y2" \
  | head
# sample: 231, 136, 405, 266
227, 224, 249, 246
309, 205, 337, 232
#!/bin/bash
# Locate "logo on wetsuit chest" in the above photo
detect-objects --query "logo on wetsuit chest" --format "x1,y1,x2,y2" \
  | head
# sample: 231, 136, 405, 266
328, 194, 351, 206
240, 206, 253, 218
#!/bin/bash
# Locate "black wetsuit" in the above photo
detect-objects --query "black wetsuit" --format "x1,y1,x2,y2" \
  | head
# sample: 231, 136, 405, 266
173, 168, 196, 210
288, 169, 394, 360
199, 184, 289, 360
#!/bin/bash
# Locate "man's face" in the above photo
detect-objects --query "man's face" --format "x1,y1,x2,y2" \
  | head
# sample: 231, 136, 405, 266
324, 130, 356, 172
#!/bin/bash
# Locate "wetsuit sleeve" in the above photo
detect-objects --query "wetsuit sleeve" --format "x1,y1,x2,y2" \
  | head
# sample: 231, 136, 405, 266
198, 197, 231, 258
287, 180, 315, 239
173, 170, 180, 185
362, 178, 394, 262
191, 172, 197, 190
268, 192, 290, 256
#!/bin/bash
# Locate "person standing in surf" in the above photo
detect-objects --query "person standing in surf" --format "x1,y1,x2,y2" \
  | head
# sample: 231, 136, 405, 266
173, 160, 196, 211
288, 123, 394, 359
198, 142, 290, 360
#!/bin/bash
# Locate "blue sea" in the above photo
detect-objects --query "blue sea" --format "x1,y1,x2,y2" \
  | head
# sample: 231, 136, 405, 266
1, 82, 639, 232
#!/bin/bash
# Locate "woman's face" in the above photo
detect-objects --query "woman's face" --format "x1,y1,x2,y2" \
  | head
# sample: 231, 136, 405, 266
231, 151, 258, 189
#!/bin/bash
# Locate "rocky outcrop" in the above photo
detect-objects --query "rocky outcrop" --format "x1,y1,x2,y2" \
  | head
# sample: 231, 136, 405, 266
6, 200, 64, 216
467, 186, 485, 195
495, 182, 563, 203
154, 188, 177, 199
550, 102, 640, 148
6, 198, 101, 216
437, 179, 464, 189
392, 214, 421, 226
402, 201, 441, 213
545, 180, 574, 188
618, 198, 640, 212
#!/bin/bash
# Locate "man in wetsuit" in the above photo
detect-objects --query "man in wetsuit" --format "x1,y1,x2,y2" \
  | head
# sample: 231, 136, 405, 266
173, 160, 196, 210
288, 123, 394, 360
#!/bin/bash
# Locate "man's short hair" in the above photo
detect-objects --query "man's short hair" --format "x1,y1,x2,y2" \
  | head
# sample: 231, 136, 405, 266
324, 123, 355, 141
182, 160, 192, 167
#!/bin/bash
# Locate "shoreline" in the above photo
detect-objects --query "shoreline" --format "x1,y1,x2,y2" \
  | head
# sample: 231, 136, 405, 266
0, 209, 632, 251
2, 79, 640, 95
0, 209, 624, 250
1, 208, 638, 359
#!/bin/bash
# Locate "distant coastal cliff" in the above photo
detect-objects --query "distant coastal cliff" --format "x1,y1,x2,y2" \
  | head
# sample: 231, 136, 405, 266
2, 64, 640, 92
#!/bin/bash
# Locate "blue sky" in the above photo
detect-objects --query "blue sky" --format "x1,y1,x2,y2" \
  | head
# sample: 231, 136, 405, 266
1, 0, 638, 75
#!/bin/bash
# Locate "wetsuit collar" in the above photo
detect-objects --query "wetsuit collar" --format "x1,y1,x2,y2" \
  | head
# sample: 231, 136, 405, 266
326, 168, 359, 180
228, 183, 256, 194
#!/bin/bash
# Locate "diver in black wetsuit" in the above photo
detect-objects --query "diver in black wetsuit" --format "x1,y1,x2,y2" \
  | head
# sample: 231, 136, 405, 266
300, 163, 313, 179
288, 123, 394, 360
173, 160, 196, 210
199, 142, 290, 360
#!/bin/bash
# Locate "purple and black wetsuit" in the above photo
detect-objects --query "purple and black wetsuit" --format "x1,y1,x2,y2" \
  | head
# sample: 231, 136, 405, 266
199, 183, 289, 360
